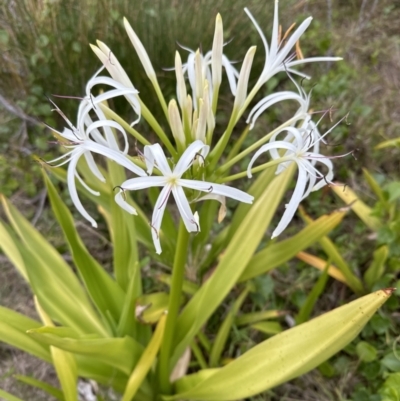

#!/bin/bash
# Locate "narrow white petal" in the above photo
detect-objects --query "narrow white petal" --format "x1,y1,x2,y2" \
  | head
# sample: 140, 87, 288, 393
244, 8, 269, 62
151, 185, 172, 254
115, 189, 137, 215
287, 56, 343, 68
222, 54, 239, 95
172, 186, 199, 232
174, 140, 210, 176
270, 0, 280, 58
124, 17, 156, 79
179, 179, 254, 204
143, 143, 172, 176
272, 164, 307, 238
247, 141, 297, 178
120, 176, 167, 191
67, 150, 98, 228
83, 151, 105, 182
83, 141, 147, 177
74, 170, 100, 196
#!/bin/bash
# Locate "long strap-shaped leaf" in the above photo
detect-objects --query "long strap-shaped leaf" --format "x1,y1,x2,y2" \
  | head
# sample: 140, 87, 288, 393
240, 210, 346, 282
43, 171, 125, 324
170, 289, 393, 400
172, 165, 295, 366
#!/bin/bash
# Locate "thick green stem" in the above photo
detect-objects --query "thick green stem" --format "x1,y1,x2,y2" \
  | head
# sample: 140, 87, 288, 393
158, 220, 190, 395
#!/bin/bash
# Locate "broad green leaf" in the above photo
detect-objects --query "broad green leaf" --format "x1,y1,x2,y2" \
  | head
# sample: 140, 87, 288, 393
250, 321, 282, 335
356, 341, 378, 362
209, 286, 250, 367
0, 306, 51, 362
122, 314, 167, 401
381, 351, 400, 372
28, 328, 143, 375
172, 165, 295, 367
14, 375, 64, 401
1, 196, 107, 336
331, 184, 382, 230
0, 389, 24, 401
240, 211, 345, 282
296, 263, 329, 324
364, 245, 388, 289
236, 310, 284, 326
379, 372, 400, 401
43, 172, 125, 324
169, 289, 393, 400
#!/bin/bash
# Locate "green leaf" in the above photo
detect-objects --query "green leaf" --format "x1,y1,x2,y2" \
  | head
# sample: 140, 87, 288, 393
240, 211, 345, 282
28, 328, 143, 375
363, 168, 386, 204
14, 375, 64, 401
122, 314, 167, 401
250, 321, 283, 335
1, 196, 107, 336
300, 211, 364, 295
0, 306, 51, 362
356, 341, 378, 362
0, 389, 24, 401
364, 246, 388, 289
169, 289, 393, 400
52, 348, 78, 401
135, 292, 171, 324
379, 372, 400, 400
236, 310, 284, 326
172, 165, 295, 367
381, 352, 400, 372
331, 184, 382, 231
43, 171, 125, 325
296, 263, 329, 324
209, 286, 250, 367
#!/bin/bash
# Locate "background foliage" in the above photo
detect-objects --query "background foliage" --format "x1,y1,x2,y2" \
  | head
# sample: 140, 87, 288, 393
0, 0, 399, 400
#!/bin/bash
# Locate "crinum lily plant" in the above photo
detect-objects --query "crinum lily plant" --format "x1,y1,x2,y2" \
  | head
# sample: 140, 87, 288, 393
0, 1, 393, 401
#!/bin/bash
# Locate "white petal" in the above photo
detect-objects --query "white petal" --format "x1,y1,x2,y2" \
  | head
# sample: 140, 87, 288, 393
74, 169, 100, 196
143, 143, 172, 176
179, 179, 254, 204
67, 150, 98, 228
115, 189, 137, 215
174, 140, 210, 176
120, 176, 167, 191
83, 151, 105, 182
151, 185, 172, 254
172, 186, 199, 232
272, 164, 307, 238
83, 141, 147, 177
247, 141, 297, 178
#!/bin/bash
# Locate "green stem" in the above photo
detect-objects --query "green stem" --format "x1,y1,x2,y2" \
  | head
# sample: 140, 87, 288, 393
217, 157, 292, 183
158, 220, 190, 395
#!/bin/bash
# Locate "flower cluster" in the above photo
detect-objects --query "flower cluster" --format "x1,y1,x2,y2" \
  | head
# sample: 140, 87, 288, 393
47, 0, 342, 254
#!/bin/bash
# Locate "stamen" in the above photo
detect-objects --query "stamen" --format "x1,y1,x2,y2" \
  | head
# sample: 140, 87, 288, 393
113, 186, 127, 200
191, 218, 200, 232
158, 186, 172, 209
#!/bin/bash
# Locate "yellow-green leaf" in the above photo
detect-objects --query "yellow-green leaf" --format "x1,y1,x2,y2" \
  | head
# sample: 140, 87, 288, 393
169, 289, 393, 400
364, 245, 389, 289
331, 184, 381, 230
240, 211, 345, 282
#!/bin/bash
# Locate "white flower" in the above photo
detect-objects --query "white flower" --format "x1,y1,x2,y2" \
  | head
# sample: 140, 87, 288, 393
245, 0, 342, 90
116, 140, 254, 254
247, 124, 336, 238
47, 96, 146, 228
